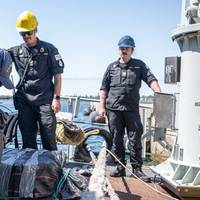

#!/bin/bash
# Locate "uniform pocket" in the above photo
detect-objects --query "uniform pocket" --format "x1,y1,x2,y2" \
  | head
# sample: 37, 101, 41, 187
106, 96, 120, 109
127, 69, 136, 85
110, 69, 121, 86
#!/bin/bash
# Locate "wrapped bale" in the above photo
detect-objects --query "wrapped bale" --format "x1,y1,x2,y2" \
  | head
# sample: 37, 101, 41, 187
0, 148, 66, 199
0, 109, 14, 162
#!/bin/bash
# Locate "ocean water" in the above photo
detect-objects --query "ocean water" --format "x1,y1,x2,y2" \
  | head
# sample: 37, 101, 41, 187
0, 98, 107, 155
0, 79, 101, 97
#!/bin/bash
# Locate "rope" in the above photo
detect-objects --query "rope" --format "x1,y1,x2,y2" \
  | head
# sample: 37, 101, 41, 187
82, 143, 120, 200
0, 197, 19, 200
87, 144, 107, 199
54, 168, 71, 200
104, 177, 119, 200
105, 148, 179, 200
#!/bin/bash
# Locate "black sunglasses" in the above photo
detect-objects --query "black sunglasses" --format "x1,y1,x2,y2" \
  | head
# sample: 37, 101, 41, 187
19, 31, 33, 37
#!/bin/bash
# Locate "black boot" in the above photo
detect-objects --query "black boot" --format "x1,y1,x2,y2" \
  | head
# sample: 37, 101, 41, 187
132, 165, 151, 182
110, 165, 126, 177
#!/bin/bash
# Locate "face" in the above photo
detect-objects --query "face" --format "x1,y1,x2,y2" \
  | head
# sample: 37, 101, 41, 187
119, 47, 133, 61
19, 30, 37, 46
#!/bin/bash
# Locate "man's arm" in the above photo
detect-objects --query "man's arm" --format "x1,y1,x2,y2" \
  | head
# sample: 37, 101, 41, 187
99, 89, 108, 116
52, 73, 62, 113
150, 80, 161, 93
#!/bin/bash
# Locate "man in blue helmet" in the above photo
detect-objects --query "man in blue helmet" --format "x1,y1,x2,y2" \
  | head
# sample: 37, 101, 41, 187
99, 35, 161, 181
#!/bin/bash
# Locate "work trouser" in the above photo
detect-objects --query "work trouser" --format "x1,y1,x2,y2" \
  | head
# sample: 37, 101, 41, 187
18, 101, 57, 150
107, 110, 143, 166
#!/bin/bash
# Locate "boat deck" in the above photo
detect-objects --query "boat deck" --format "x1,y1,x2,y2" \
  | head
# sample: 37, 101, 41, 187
106, 166, 199, 200
108, 176, 178, 200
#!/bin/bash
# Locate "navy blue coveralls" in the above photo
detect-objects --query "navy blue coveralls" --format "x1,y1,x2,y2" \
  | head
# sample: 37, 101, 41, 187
100, 58, 157, 168
9, 39, 64, 150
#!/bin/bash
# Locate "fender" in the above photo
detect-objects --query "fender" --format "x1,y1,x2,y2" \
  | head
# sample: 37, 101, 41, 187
74, 127, 112, 162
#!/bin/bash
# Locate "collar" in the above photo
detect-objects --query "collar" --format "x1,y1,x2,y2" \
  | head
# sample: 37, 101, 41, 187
117, 58, 133, 68
21, 37, 41, 50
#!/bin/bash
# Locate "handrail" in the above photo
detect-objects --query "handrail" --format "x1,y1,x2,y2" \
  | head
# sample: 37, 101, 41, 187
61, 95, 154, 159
61, 96, 100, 103
61, 95, 152, 116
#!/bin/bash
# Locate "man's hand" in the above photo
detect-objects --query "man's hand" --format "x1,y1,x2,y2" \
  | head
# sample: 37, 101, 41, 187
150, 80, 161, 93
53, 73, 62, 113
99, 107, 106, 117
99, 89, 108, 117
52, 99, 61, 113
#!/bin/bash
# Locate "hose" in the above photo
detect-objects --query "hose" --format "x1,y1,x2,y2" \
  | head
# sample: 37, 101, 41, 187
54, 168, 71, 200
74, 127, 112, 162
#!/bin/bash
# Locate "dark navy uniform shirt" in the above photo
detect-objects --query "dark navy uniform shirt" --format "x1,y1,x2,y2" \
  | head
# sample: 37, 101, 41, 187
9, 38, 64, 105
100, 58, 157, 111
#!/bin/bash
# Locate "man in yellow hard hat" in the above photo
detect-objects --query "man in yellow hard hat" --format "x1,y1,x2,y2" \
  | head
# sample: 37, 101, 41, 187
8, 11, 65, 150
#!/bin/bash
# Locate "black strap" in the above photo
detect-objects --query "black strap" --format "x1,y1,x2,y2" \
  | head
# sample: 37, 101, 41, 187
16, 58, 30, 89
16, 50, 32, 89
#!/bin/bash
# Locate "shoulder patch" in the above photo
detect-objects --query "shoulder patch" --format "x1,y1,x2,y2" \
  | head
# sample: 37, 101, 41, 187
59, 60, 64, 67
55, 54, 62, 61
40, 47, 45, 53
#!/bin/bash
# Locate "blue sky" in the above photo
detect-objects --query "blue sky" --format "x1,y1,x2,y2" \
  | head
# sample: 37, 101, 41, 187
0, 0, 182, 96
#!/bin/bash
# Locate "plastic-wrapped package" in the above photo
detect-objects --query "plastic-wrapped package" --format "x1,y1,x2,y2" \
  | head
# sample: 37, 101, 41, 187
19, 150, 46, 198
0, 148, 66, 199
0, 148, 30, 197
60, 168, 89, 199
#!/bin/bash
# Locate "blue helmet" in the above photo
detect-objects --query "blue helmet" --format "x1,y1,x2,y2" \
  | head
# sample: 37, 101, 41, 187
118, 35, 135, 48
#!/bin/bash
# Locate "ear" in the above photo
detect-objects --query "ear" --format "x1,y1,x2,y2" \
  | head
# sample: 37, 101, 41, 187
34, 28, 38, 34
131, 48, 134, 54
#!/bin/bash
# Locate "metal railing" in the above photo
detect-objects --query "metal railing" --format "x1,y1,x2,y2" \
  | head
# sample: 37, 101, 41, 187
61, 96, 153, 159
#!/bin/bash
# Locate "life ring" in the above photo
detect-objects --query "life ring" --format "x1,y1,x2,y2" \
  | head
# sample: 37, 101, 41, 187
74, 127, 112, 162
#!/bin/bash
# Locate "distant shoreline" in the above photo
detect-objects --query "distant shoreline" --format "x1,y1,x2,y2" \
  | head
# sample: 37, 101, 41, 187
0, 95, 12, 99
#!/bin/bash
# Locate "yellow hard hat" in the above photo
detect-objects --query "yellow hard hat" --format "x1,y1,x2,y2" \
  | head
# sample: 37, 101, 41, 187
16, 11, 38, 32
